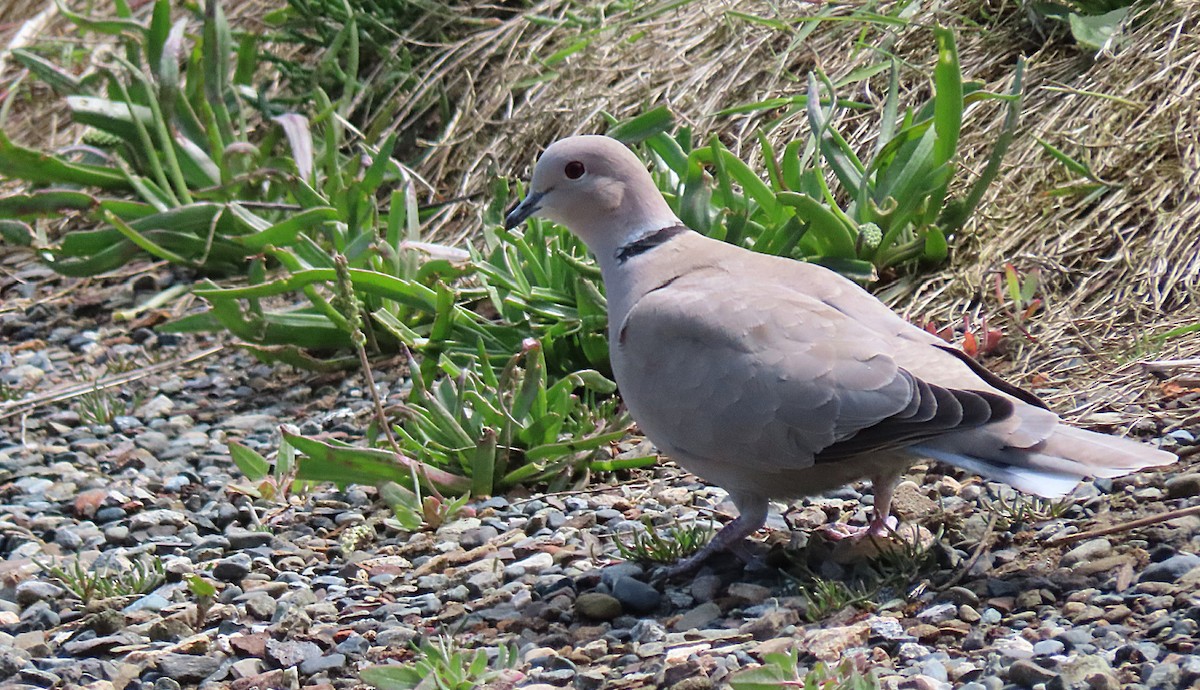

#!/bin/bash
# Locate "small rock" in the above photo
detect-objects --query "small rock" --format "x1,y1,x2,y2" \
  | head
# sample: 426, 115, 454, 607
1061, 539, 1112, 568
511, 552, 554, 573
916, 603, 957, 624
672, 602, 721, 632
609, 576, 661, 614
1165, 473, 1200, 499
243, 593, 276, 620
690, 574, 722, 602
299, 653, 346, 675
1008, 659, 1056, 686
335, 634, 369, 657
1033, 639, 1065, 656
157, 653, 223, 682
943, 586, 980, 606
727, 582, 771, 604
213, 554, 252, 582
1140, 553, 1200, 583
0, 646, 32, 677
575, 593, 622, 621
802, 622, 869, 662
15, 581, 64, 606
266, 639, 323, 667
226, 528, 274, 550
867, 616, 913, 643
123, 593, 170, 613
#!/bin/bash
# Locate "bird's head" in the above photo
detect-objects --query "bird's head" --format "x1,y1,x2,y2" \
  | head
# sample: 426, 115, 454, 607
504, 135, 680, 260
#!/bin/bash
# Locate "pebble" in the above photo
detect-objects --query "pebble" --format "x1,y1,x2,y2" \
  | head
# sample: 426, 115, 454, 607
609, 576, 661, 614
1060, 538, 1112, 567
575, 593, 622, 620
213, 553, 253, 582
1140, 553, 1200, 583
1008, 659, 1056, 686
14, 581, 64, 606
157, 653, 223, 682
672, 602, 722, 632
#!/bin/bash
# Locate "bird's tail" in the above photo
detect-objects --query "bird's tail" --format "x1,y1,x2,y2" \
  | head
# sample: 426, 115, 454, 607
912, 425, 1176, 498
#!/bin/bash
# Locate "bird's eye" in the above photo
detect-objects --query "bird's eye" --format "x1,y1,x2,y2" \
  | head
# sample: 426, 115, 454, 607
565, 161, 586, 179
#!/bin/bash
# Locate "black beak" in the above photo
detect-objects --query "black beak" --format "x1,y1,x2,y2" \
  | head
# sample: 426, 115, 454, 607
504, 190, 545, 230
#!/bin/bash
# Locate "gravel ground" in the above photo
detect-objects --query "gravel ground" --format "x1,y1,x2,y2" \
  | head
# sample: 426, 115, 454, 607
2, 259, 1199, 690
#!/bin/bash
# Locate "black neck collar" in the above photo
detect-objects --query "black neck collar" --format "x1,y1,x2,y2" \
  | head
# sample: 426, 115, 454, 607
614, 224, 690, 264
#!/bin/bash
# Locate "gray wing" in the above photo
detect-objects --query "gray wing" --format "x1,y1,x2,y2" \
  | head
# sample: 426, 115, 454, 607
612, 273, 1012, 470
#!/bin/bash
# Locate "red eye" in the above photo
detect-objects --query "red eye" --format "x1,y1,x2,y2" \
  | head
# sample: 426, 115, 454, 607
565, 161, 585, 179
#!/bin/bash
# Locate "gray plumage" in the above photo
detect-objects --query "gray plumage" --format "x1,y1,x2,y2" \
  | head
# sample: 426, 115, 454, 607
505, 135, 1176, 573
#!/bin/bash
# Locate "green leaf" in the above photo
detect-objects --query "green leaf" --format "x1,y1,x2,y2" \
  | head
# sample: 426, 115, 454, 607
234, 207, 339, 250
0, 129, 129, 190
359, 665, 425, 690
470, 428, 497, 497
0, 190, 98, 217
1069, 7, 1129, 51
186, 574, 216, 598
229, 441, 270, 481
923, 226, 948, 262
0, 220, 34, 246
607, 106, 674, 144
10, 50, 83, 95
286, 431, 472, 494
776, 192, 856, 258
931, 27, 963, 168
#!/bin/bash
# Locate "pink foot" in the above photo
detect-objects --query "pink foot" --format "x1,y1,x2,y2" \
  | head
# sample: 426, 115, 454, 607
819, 514, 898, 542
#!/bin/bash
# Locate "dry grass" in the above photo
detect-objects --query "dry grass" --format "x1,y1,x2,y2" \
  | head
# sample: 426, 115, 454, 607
3, 0, 1197, 431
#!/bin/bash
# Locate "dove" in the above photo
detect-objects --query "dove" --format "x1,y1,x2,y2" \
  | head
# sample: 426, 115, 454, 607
504, 134, 1177, 574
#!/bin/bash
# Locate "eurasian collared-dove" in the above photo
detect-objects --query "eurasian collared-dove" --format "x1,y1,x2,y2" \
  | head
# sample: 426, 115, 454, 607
505, 135, 1177, 574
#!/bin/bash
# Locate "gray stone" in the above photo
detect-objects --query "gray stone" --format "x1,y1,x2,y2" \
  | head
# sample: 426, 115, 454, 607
459, 526, 500, 550
129, 509, 189, 531
916, 603, 957, 624
672, 602, 721, 632
123, 593, 170, 613
266, 639, 323, 667
19, 601, 59, 629
243, 593, 276, 620
1046, 655, 1116, 690
375, 627, 417, 647
1166, 473, 1200, 499
1033, 639, 1065, 656
15, 581, 64, 606
1008, 659, 1056, 686
299, 653, 346, 675
1140, 553, 1200, 583
1061, 539, 1113, 568
943, 586, 980, 606
690, 574, 721, 603
868, 616, 915, 642
600, 562, 645, 587
225, 527, 274, 549
727, 582, 770, 604
157, 653, 223, 682
335, 634, 369, 656
1146, 663, 1181, 690
224, 413, 277, 431
213, 553, 252, 582
609, 576, 660, 614
0, 646, 32, 677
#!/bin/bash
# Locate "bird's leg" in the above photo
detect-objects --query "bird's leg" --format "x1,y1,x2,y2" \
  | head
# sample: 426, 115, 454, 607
819, 470, 902, 541
660, 497, 768, 578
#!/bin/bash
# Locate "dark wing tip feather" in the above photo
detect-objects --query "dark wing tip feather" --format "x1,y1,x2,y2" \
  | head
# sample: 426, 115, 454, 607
815, 370, 1016, 462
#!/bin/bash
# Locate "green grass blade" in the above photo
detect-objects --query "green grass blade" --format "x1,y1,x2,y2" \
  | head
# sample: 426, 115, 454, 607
932, 27, 963, 168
